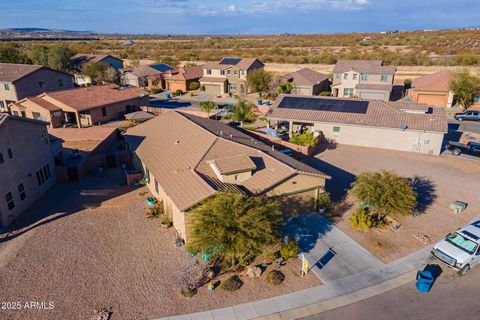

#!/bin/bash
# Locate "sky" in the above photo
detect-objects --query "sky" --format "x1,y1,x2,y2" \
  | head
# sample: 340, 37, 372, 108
1, 0, 479, 35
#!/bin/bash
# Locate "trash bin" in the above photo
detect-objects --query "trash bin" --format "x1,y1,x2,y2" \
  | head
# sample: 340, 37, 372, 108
166, 93, 172, 99
416, 269, 434, 293
257, 99, 263, 105
266, 100, 271, 106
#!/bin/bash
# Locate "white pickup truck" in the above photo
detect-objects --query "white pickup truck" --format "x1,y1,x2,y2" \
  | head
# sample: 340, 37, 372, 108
432, 219, 480, 275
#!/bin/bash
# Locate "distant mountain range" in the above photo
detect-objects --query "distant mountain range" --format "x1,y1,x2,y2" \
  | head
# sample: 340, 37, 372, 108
0, 28, 96, 35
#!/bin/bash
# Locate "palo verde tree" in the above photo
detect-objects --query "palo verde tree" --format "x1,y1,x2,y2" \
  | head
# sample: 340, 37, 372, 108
231, 96, 256, 128
198, 100, 217, 117
449, 69, 480, 110
189, 192, 283, 268
350, 170, 417, 219
246, 68, 272, 98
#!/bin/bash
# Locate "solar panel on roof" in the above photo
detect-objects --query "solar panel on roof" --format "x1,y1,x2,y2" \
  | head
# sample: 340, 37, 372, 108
219, 58, 241, 65
279, 97, 368, 114
150, 63, 174, 72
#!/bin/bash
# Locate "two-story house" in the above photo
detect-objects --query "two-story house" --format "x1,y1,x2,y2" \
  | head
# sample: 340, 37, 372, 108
0, 114, 56, 228
199, 58, 265, 95
331, 60, 396, 101
0, 63, 74, 113
70, 54, 124, 86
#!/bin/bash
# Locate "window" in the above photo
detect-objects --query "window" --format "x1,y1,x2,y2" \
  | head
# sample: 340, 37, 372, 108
333, 126, 341, 137
380, 75, 388, 82
343, 73, 348, 80
234, 70, 238, 75
38, 81, 45, 88
101, 107, 107, 117
0, 152, 4, 165
46, 164, 51, 179
21, 111, 26, 117
43, 166, 48, 180
32, 112, 41, 120
4, 83, 10, 91
17, 183, 26, 201
353, 74, 358, 80
12, 110, 19, 116
0, 101, 5, 109
343, 88, 354, 97
5, 192, 15, 211
473, 95, 480, 103
39, 169, 45, 185
220, 70, 225, 75
36, 171, 42, 186
41, 129, 48, 145
335, 73, 340, 79
58, 79, 64, 87
7, 148, 13, 159
361, 74, 368, 81
227, 70, 231, 75
206, 69, 212, 75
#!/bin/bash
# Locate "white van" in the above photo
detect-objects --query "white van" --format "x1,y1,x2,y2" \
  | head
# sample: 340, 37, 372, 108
432, 219, 480, 275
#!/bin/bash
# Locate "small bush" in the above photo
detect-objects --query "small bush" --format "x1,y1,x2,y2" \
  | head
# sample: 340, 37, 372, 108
189, 81, 200, 90
349, 208, 385, 231
172, 89, 184, 97
161, 215, 171, 225
266, 250, 280, 261
266, 270, 285, 285
149, 87, 163, 94
147, 202, 164, 219
289, 132, 318, 147
318, 91, 331, 96
279, 239, 300, 260
221, 275, 243, 291
317, 192, 332, 211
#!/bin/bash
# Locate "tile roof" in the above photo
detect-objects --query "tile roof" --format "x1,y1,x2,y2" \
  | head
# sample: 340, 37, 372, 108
123, 65, 164, 78
71, 54, 121, 66
124, 111, 328, 211
282, 68, 329, 86
124, 111, 155, 121
267, 95, 448, 133
167, 65, 204, 81
17, 96, 62, 112
39, 84, 147, 112
333, 60, 396, 75
412, 70, 453, 92
0, 63, 44, 82
48, 127, 117, 153
355, 83, 393, 91
210, 154, 257, 175
0, 112, 48, 127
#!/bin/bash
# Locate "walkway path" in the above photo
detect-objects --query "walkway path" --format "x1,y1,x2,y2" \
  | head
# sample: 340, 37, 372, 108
156, 213, 432, 320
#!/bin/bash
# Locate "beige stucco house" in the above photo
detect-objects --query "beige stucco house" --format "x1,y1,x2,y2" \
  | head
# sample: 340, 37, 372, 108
0, 114, 56, 228
10, 84, 149, 128
200, 58, 265, 95
266, 95, 448, 155
120, 63, 175, 88
281, 68, 330, 96
125, 111, 329, 243
70, 54, 124, 86
0, 63, 74, 113
331, 60, 396, 101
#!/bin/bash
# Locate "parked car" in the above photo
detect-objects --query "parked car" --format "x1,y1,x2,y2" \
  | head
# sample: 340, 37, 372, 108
446, 141, 480, 157
432, 219, 480, 275
454, 110, 480, 122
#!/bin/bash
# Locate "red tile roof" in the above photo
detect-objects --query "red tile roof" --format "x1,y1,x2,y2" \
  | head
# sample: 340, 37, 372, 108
412, 70, 453, 92
167, 65, 204, 81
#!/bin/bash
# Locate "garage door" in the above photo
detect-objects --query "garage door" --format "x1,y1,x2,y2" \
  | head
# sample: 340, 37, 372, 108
359, 91, 386, 100
417, 94, 447, 107
203, 84, 222, 94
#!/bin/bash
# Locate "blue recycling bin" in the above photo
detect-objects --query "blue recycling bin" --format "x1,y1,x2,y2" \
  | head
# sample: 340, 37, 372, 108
416, 269, 434, 293
266, 100, 271, 106
166, 93, 172, 99
257, 99, 263, 105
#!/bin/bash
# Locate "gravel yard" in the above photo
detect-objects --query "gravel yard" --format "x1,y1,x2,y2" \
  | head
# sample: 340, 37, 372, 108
306, 145, 480, 263
0, 169, 319, 320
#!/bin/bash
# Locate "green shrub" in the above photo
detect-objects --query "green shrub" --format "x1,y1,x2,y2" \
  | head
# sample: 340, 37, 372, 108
318, 91, 331, 96
266, 250, 280, 261
317, 192, 332, 210
161, 215, 171, 225
149, 87, 163, 94
266, 270, 285, 285
279, 239, 300, 260
289, 132, 318, 147
221, 275, 243, 291
349, 208, 385, 231
172, 89, 184, 97
147, 203, 164, 219
189, 81, 200, 90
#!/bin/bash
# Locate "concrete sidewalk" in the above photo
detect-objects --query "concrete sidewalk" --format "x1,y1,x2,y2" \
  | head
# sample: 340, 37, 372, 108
155, 213, 432, 320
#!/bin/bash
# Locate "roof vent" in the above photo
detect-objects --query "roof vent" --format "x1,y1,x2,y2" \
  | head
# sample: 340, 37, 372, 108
174, 140, 180, 144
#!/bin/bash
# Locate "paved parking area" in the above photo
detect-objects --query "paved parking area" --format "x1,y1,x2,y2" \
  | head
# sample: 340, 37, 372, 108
305, 145, 480, 262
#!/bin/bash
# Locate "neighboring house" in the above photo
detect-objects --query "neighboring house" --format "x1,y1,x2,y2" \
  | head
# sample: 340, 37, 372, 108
70, 54, 124, 86
408, 70, 455, 108
331, 60, 396, 101
266, 95, 448, 155
49, 127, 128, 182
199, 58, 265, 95
125, 111, 329, 242
163, 65, 204, 92
0, 114, 56, 228
281, 68, 330, 96
121, 64, 175, 88
0, 63, 74, 113
10, 84, 149, 128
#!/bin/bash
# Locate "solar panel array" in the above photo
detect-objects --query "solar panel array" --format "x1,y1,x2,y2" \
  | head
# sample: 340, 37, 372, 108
278, 96, 369, 114
219, 58, 242, 65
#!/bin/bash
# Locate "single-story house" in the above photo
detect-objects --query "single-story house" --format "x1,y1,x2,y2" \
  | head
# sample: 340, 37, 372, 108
408, 70, 455, 108
124, 111, 330, 242
70, 54, 124, 86
164, 65, 204, 92
121, 63, 175, 89
10, 84, 149, 128
281, 68, 330, 96
266, 95, 448, 155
